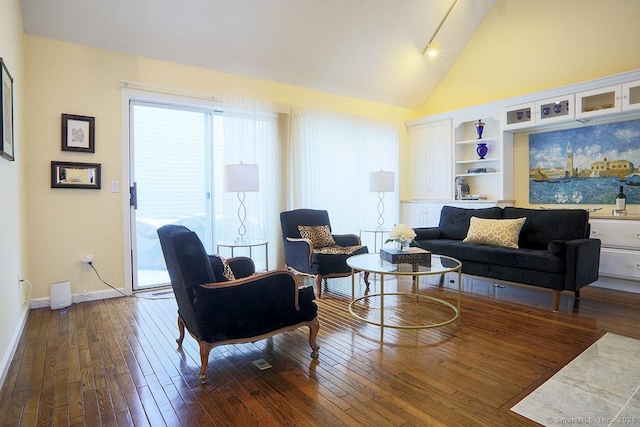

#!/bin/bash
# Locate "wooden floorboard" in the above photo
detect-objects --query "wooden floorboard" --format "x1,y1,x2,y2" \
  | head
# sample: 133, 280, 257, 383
1, 273, 639, 426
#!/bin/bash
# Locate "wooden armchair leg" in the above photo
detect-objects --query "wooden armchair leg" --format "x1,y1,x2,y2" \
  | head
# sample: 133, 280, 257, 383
363, 272, 370, 286
199, 341, 214, 383
308, 318, 320, 358
176, 315, 186, 348
316, 275, 323, 298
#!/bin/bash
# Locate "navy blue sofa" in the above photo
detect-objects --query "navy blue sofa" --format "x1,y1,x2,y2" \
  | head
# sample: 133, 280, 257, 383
413, 206, 601, 311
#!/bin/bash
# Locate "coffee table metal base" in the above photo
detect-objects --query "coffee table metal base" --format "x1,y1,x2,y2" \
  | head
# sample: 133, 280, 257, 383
347, 253, 462, 340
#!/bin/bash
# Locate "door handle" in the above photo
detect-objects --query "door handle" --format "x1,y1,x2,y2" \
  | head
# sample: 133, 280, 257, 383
130, 182, 137, 209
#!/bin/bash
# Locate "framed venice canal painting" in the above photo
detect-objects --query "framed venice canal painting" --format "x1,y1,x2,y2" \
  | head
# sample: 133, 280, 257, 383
529, 118, 640, 205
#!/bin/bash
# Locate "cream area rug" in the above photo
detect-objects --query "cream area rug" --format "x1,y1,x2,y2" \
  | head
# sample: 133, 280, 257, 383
511, 333, 640, 426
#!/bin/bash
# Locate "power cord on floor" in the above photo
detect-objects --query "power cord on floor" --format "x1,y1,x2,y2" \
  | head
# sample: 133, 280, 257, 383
89, 262, 174, 300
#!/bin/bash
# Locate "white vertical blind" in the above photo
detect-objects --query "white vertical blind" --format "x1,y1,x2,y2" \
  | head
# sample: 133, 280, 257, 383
288, 108, 399, 234
221, 96, 287, 265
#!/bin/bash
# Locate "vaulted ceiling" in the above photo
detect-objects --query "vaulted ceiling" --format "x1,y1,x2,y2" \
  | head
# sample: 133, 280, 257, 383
20, 0, 495, 109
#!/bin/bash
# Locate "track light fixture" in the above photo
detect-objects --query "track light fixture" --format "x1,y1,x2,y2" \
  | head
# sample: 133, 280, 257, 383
422, 0, 458, 57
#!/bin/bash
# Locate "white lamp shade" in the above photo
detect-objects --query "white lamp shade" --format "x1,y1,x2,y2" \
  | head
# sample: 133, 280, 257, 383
369, 170, 394, 192
224, 163, 260, 192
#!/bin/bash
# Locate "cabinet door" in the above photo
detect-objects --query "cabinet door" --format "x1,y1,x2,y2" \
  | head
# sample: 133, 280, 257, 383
622, 79, 640, 112
409, 120, 452, 200
575, 85, 621, 119
428, 120, 453, 200
504, 102, 535, 130
401, 202, 428, 227
535, 94, 574, 125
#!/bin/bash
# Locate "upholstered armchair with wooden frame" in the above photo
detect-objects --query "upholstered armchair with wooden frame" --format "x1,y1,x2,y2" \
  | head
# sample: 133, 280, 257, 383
157, 224, 320, 383
280, 209, 370, 297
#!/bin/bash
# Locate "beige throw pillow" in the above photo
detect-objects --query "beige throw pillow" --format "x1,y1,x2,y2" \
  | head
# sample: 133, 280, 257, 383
298, 225, 336, 248
463, 217, 527, 249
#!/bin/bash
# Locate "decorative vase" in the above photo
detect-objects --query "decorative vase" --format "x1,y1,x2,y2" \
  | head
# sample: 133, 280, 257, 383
475, 119, 485, 139
476, 143, 488, 160
396, 240, 409, 251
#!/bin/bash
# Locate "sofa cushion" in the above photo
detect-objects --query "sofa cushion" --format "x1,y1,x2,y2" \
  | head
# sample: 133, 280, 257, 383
502, 207, 589, 249
298, 225, 336, 248
463, 217, 527, 248
438, 206, 503, 240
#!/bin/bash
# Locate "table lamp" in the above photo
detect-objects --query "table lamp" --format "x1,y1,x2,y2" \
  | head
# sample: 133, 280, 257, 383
224, 162, 259, 241
369, 170, 395, 228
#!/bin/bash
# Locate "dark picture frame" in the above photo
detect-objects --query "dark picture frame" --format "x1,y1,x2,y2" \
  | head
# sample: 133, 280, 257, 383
51, 161, 101, 189
61, 114, 95, 153
0, 58, 15, 161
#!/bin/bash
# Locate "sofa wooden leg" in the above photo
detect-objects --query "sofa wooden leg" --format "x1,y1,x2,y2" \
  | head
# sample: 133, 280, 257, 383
308, 317, 320, 358
199, 341, 213, 384
316, 275, 323, 298
176, 315, 185, 348
439, 273, 445, 287
553, 290, 561, 312
575, 289, 581, 300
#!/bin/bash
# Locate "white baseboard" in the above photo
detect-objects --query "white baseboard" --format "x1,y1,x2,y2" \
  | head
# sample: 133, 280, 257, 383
29, 288, 128, 309
0, 304, 29, 390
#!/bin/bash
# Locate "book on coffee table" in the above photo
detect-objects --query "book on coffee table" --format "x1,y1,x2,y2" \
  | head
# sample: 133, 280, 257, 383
380, 247, 431, 265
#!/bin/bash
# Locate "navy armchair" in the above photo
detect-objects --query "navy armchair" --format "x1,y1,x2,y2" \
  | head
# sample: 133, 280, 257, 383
280, 209, 370, 297
158, 224, 319, 383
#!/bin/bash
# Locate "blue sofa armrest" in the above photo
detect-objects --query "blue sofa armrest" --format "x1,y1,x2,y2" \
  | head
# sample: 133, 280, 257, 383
414, 227, 443, 240
283, 237, 314, 272
563, 238, 601, 291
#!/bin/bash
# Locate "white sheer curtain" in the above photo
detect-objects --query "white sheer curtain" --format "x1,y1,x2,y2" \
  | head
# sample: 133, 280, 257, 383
221, 96, 288, 267
288, 108, 399, 235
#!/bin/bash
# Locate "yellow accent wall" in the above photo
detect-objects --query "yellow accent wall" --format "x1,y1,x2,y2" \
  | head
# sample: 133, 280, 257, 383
419, 0, 640, 117
23, 36, 414, 300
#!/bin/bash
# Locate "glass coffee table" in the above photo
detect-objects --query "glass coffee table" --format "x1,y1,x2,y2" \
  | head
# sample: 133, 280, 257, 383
346, 253, 462, 340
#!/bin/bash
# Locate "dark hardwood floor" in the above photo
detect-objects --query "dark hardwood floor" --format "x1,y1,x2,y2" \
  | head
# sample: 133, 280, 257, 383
1, 273, 639, 426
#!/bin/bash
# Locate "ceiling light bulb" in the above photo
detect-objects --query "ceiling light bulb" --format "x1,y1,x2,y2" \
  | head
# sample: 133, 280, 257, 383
426, 42, 439, 57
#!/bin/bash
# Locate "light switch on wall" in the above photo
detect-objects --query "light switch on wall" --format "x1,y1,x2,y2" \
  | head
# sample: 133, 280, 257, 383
111, 180, 119, 193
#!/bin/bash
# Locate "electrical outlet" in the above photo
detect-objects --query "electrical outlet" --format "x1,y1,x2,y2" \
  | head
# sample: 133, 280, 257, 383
82, 255, 94, 267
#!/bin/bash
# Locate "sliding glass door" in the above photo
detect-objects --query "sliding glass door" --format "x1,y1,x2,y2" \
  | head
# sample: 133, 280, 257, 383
130, 102, 216, 290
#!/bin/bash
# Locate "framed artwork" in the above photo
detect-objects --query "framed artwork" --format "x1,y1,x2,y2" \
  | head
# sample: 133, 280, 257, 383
0, 58, 14, 161
51, 161, 101, 189
61, 114, 95, 152
529, 119, 640, 204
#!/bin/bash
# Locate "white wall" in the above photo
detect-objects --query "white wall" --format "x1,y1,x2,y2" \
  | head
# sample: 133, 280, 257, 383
0, 0, 28, 386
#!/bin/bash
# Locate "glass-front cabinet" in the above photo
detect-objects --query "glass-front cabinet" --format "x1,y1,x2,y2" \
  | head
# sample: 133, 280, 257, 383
622, 79, 640, 112
504, 102, 535, 130
576, 85, 621, 119
535, 94, 574, 125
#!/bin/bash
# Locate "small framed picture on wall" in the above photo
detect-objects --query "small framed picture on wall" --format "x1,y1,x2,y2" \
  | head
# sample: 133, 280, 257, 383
62, 113, 95, 153
0, 58, 15, 161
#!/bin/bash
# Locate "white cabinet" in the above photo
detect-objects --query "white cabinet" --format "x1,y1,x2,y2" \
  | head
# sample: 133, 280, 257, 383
622, 79, 640, 112
504, 94, 574, 130
535, 94, 574, 125
590, 218, 640, 281
504, 102, 535, 130
408, 119, 452, 200
453, 116, 513, 201
575, 80, 640, 120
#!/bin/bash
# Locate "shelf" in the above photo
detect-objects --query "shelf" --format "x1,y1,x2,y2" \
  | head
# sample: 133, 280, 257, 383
455, 158, 499, 164
455, 136, 500, 146
456, 172, 501, 177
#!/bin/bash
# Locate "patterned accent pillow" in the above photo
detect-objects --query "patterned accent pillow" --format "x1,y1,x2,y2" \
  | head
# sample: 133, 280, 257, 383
463, 217, 527, 249
298, 225, 336, 248
221, 257, 236, 281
